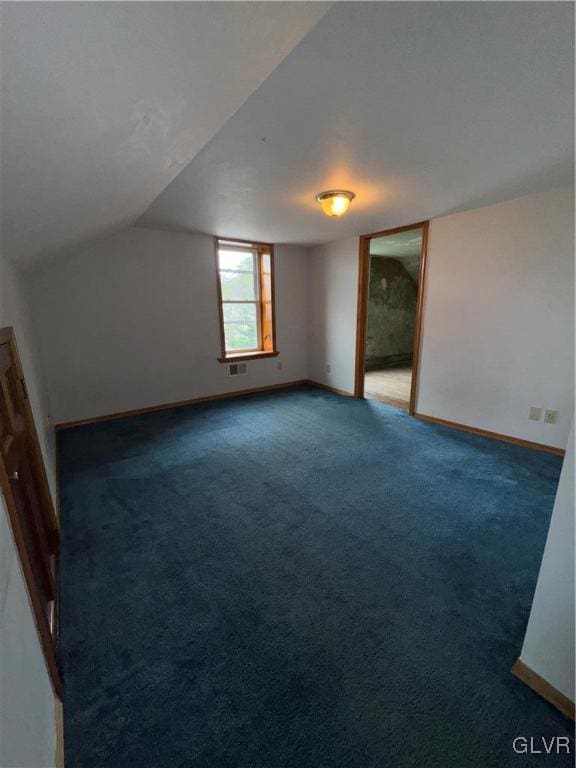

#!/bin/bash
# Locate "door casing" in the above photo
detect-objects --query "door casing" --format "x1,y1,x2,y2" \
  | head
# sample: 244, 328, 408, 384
0, 326, 62, 698
354, 220, 430, 415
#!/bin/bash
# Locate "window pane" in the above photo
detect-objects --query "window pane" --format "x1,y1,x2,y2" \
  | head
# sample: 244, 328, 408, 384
223, 303, 258, 351
218, 250, 254, 272
220, 270, 257, 301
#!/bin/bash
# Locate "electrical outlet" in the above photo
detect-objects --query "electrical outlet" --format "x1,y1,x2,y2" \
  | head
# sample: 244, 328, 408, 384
277, 361, 282, 371
326, 364, 331, 374
528, 406, 542, 421
544, 409, 558, 425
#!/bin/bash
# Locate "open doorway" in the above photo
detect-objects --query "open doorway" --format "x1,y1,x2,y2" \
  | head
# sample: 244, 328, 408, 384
354, 221, 429, 415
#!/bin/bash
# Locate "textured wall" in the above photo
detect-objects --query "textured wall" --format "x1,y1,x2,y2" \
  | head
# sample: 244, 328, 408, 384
520, 421, 574, 700
307, 238, 358, 394
417, 187, 574, 449
27, 229, 310, 424
365, 257, 417, 370
307, 187, 573, 450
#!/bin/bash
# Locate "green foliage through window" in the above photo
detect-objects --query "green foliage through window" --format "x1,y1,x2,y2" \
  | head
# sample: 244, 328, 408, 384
222, 303, 258, 350
218, 248, 260, 351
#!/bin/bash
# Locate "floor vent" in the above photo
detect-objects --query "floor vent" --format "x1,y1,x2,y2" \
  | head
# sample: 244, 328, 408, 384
228, 362, 247, 377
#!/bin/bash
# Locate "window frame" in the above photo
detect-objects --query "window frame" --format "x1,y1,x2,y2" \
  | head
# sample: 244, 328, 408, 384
214, 236, 278, 362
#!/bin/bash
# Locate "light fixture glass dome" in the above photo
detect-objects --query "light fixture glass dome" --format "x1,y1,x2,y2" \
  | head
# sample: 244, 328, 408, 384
315, 190, 355, 217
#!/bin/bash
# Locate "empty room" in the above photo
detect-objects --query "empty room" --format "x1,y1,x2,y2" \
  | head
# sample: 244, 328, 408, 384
0, 3, 574, 767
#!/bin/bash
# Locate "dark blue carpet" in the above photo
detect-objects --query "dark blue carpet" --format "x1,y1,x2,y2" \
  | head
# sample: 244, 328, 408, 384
58, 386, 572, 767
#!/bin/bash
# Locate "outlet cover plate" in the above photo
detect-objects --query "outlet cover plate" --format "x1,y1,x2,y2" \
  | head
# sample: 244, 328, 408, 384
528, 406, 542, 421
544, 409, 558, 425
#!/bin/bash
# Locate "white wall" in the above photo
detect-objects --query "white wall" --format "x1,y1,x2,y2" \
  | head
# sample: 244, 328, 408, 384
417, 187, 574, 449
519, 422, 575, 700
0, 502, 57, 768
306, 188, 574, 449
28, 228, 310, 424
0, 260, 57, 767
307, 237, 358, 394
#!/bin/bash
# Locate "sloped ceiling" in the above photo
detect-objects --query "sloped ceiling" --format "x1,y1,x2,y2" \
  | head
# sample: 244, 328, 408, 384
370, 230, 423, 283
370, 230, 422, 259
139, 2, 574, 245
0, 2, 329, 266
2, 2, 573, 267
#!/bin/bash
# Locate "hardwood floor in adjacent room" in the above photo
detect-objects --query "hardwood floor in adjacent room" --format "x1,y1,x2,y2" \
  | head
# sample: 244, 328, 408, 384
364, 367, 412, 409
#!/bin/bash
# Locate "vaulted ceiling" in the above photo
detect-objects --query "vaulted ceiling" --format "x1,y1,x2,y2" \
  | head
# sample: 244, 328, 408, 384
139, 2, 574, 244
0, 2, 329, 266
2, 2, 573, 267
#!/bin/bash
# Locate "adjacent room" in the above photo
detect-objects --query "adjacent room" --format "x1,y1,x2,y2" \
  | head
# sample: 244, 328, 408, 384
0, 3, 574, 768
363, 225, 424, 410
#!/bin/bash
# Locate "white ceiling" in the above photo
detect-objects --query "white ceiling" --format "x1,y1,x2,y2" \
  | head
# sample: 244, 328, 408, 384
139, 2, 574, 245
2, 3, 573, 267
0, 2, 329, 266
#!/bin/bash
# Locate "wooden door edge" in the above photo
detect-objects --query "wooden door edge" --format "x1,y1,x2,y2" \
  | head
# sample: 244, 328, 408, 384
354, 223, 430, 412
1, 327, 59, 532
408, 221, 430, 415
0, 326, 62, 698
0, 459, 63, 698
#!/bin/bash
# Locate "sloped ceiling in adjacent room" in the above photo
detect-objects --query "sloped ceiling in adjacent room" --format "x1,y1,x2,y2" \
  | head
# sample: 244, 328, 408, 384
139, 2, 574, 245
0, 2, 329, 267
370, 231, 422, 259
370, 230, 423, 283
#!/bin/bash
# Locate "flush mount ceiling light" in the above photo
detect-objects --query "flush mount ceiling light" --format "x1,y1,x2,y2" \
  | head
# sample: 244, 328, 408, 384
315, 189, 355, 218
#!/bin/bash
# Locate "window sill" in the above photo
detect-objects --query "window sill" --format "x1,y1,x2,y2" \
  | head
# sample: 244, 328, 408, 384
218, 351, 279, 363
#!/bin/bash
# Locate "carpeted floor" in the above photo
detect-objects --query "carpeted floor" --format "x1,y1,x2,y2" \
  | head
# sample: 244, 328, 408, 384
58, 385, 572, 768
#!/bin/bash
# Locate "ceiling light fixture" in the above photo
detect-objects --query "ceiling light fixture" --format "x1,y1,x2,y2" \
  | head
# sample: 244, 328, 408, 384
315, 189, 355, 218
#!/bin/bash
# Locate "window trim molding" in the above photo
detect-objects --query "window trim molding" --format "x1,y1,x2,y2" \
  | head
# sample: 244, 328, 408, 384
214, 236, 278, 362
217, 350, 280, 363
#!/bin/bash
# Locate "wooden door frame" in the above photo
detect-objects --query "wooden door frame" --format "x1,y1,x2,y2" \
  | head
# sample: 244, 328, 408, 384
0, 326, 62, 698
354, 220, 430, 415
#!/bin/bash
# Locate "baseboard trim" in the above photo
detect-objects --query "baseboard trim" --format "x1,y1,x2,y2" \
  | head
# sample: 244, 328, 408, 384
306, 380, 354, 398
55, 380, 310, 430
414, 413, 565, 456
512, 659, 575, 720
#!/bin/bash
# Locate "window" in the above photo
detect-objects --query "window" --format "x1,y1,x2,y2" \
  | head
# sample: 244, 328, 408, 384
215, 238, 277, 361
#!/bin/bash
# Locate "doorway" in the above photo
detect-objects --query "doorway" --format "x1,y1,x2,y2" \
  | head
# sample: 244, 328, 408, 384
354, 221, 429, 414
